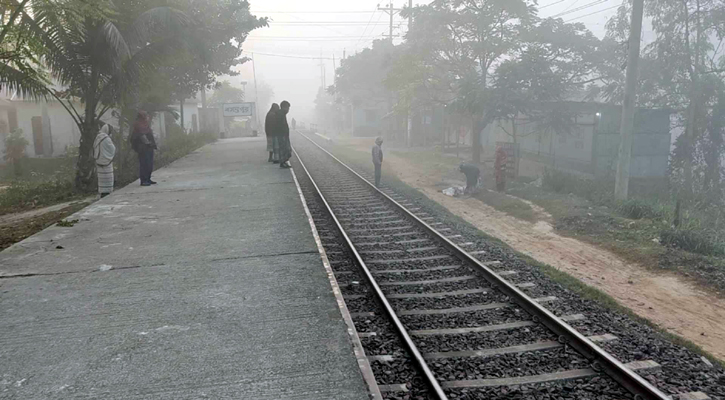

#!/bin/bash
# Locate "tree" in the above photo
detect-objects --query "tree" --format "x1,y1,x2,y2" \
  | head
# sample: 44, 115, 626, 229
209, 80, 244, 106
0, 1, 109, 99
400, 0, 537, 162
154, 0, 266, 128
602, 0, 725, 197
487, 18, 602, 144
9, 0, 188, 189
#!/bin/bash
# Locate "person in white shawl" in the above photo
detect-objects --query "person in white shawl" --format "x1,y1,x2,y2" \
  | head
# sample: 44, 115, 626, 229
93, 124, 116, 198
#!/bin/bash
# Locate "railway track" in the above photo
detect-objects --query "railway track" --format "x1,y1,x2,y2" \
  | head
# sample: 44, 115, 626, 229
291, 131, 713, 400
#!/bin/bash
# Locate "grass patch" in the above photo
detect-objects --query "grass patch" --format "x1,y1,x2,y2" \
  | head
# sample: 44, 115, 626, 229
0, 177, 84, 215
474, 190, 537, 222
660, 228, 725, 257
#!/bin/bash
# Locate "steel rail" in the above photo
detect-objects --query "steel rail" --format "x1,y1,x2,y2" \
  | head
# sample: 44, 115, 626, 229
291, 146, 450, 400
294, 131, 671, 400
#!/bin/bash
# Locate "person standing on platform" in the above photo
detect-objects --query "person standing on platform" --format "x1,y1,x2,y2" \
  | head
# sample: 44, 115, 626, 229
277, 101, 292, 169
495, 146, 508, 192
265, 103, 280, 163
131, 111, 158, 186
372, 137, 384, 187
459, 162, 480, 194
93, 124, 116, 198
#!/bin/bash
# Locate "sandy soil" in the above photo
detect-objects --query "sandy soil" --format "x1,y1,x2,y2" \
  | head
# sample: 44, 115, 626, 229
334, 136, 725, 361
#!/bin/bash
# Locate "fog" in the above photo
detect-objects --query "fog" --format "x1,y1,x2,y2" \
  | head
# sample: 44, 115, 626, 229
233, 0, 618, 124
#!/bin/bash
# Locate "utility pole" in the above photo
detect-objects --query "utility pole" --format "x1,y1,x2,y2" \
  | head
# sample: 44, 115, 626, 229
251, 53, 261, 131
614, 0, 644, 200
406, 0, 413, 147
378, 3, 401, 43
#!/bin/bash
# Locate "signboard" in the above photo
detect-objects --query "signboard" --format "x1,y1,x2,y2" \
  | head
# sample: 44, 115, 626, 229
223, 103, 254, 117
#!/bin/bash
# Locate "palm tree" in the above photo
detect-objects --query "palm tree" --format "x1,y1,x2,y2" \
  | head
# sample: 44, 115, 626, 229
3, 0, 185, 190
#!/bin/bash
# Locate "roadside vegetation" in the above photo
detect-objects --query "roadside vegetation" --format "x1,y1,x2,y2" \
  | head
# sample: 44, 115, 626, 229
507, 170, 725, 296
0, 0, 265, 239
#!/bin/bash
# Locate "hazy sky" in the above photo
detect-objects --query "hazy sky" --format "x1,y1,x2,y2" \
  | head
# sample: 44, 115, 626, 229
233, 0, 622, 122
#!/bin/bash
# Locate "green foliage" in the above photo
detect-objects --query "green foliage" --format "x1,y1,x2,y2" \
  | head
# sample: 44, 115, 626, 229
616, 198, 667, 220
57, 219, 79, 227
660, 228, 725, 257
208, 81, 245, 106
0, 175, 79, 214
3, 130, 29, 176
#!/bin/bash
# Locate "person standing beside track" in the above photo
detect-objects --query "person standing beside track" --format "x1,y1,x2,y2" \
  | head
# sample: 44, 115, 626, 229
265, 103, 280, 163
277, 100, 292, 169
131, 111, 158, 186
372, 137, 384, 187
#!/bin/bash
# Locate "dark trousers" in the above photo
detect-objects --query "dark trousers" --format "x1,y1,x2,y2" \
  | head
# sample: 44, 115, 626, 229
465, 173, 479, 193
374, 163, 382, 187
138, 148, 154, 184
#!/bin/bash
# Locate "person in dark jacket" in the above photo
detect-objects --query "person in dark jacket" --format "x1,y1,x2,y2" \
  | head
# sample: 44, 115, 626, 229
459, 162, 480, 194
131, 111, 158, 186
265, 103, 280, 163
372, 137, 384, 187
277, 101, 292, 168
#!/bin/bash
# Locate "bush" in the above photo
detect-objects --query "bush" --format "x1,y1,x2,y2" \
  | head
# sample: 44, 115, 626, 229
542, 168, 613, 204
660, 228, 725, 257
617, 198, 667, 220
3, 130, 29, 177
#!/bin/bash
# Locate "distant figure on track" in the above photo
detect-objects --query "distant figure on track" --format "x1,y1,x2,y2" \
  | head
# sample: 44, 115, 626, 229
459, 162, 480, 194
94, 124, 116, 198
277, 101, 292, 169
291, 118, 297, 131
495, 146, 508, 192
372, 137, 384, 187
131, 111, 158, 186
265, 103, 280, 163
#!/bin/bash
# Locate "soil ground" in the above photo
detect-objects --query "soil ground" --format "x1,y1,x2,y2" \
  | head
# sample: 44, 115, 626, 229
0, 199, 93, 252
319, 134, 725, 361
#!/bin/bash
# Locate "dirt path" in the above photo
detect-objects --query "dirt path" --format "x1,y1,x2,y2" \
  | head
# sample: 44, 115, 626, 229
334, 137, 725, 361
0, 199, 94, 227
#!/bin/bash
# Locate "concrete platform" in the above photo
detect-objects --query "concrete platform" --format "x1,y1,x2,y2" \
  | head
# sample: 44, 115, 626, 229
0, 138, 371, 399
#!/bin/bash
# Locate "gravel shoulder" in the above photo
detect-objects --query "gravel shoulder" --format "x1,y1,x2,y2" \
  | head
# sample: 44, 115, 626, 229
316, 134, 725, 363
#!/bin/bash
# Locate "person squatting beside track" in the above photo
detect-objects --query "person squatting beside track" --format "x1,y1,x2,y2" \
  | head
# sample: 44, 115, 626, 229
459, 162, 481, 194
265, 103, 280, 163
372, 137, 384, 187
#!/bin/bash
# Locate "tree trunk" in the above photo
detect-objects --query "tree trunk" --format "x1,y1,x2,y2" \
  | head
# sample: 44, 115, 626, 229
472, 117, 482, 163
180, 98, 185, 131
75, 68, 99, 191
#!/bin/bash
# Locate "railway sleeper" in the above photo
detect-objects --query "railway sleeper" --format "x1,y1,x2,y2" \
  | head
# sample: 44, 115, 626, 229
440, 360, 662, 388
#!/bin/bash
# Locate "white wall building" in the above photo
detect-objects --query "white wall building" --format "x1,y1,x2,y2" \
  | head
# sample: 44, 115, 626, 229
0, 90, 200, 160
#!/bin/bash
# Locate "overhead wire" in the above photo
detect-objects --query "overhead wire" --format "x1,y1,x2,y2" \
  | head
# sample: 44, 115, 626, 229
550, 0, 611, 18
244, 51, 334, 60
563, 3, 621, 22
539, 0, 568, 9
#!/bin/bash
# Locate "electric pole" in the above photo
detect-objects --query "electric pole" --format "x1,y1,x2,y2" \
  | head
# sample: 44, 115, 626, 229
378, 3, 401, 43
251, 53, 261, 131
614, 0, 644, 200
407, 0, 413, 147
